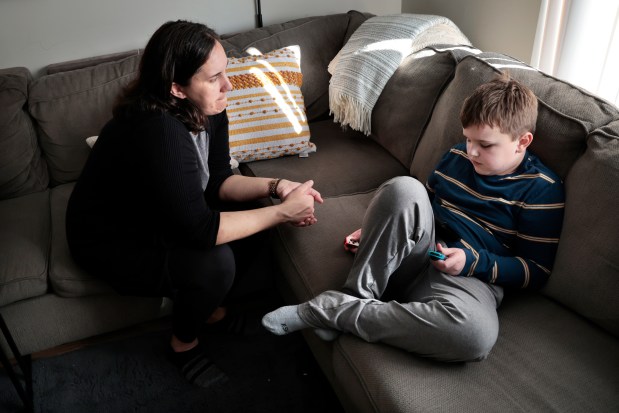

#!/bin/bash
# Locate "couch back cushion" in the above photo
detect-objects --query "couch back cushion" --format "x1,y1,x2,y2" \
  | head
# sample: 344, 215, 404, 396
412, 53, 619, 335
0, 190, 50, 306
0, 67, 49, 199
222, 11, 369, 121
29, 53, 140, 185
370, 46, 470, 168
45, 50, 141, 75
411, 53, 618, 181
545, 122, 619, 336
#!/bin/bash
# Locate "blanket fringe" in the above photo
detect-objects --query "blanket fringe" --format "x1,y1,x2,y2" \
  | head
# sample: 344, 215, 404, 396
328, 14, 471, 136
329, 91, 373, 136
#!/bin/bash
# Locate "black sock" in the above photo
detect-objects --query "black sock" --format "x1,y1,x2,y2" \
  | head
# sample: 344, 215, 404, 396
168, 345, 228, 388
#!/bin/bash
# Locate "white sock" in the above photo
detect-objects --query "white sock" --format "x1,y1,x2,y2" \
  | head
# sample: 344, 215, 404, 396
261, 305, 309, 335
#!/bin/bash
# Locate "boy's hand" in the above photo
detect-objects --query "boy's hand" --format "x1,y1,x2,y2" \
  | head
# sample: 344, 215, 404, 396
430, 243, 466, 276
344, 228, 362, 253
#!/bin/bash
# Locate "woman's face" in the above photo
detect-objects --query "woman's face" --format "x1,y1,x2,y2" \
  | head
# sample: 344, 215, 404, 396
171, 41, 232, 116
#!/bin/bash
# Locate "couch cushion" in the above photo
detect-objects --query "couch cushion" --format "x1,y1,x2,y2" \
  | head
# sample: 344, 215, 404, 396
272, 192, 374, 301
332, 293, 619, 413
49, 182, 114, 297
0, 293, 171, 355
371, 46, 469, 168
411, 53, 619, 182
0, 67, 49, 199
544, 122, 619, 337
222, 11, 370, 121
239, 119, 408, 197
272, 186, 619, 412
0, 190, 50, 306
29, 54, 140, 185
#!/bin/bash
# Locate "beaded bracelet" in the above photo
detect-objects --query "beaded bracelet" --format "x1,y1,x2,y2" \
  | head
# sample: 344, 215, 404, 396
268, 178, 282, 199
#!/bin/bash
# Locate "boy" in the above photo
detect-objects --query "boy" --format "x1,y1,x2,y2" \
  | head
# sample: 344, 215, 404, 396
262, 74, 565, 362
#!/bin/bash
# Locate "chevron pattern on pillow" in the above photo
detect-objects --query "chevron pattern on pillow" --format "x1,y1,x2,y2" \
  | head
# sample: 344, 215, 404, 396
226, 46, 315, 163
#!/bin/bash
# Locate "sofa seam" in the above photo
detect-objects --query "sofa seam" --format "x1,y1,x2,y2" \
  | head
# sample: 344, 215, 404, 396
28, 71, 137, 106
321, 188, 377, 200
0, 274, 47, 287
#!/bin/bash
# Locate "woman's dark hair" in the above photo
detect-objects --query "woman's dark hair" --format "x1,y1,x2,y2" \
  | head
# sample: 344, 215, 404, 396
114, 20, 220, 131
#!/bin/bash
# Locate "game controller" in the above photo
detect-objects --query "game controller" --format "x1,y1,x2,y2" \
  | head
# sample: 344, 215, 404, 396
428, 250, 446, 261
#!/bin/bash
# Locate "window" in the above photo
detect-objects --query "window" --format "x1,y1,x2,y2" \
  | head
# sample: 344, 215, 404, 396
531, 0, 619, 106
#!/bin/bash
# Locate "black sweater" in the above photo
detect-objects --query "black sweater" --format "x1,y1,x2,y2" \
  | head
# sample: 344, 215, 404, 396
66, 111, 233, 286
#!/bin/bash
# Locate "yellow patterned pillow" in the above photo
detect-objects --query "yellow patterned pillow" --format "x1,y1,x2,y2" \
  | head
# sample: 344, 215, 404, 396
226, 45, 315, 163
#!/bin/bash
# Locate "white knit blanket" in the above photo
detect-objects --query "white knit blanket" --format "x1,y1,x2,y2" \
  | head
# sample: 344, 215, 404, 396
328, 14, 471, 135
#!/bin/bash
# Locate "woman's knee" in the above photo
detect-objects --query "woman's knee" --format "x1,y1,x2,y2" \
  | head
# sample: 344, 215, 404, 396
168, 244, 236, 293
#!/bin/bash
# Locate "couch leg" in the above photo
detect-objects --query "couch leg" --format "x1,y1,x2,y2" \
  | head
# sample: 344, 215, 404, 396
0, 314, 34, 413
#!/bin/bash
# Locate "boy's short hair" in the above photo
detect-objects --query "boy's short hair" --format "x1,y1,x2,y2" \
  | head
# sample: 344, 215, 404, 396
460, 73, 538, 140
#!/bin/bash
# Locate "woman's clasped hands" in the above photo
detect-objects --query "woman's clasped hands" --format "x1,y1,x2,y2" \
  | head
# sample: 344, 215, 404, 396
277, 179, 323, 227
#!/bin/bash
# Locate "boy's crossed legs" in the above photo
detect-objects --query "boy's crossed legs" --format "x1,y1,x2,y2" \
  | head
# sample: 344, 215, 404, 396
263, 177, 503, 361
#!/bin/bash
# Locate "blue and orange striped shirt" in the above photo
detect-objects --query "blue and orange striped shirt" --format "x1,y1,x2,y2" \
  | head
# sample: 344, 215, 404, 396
427, 143, 565, 289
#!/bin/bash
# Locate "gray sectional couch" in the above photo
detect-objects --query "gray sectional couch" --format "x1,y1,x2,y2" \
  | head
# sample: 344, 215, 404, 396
1, 10, 618, 413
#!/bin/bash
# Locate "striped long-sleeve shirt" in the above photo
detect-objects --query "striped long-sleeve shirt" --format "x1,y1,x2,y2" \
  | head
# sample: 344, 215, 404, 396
426, 143, 565, 289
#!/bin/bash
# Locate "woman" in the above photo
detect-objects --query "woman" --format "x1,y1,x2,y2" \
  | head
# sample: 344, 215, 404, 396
66, 20, 322, 388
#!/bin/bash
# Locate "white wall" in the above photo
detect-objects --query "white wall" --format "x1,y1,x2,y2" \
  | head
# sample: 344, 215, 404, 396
259, 0, 400, 26
0, 0, 400, 77
1, 0, 543, 76
402, 0, 542, 64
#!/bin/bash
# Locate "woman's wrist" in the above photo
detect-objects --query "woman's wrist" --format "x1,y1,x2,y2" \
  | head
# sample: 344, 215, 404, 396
268, 178, 283, 199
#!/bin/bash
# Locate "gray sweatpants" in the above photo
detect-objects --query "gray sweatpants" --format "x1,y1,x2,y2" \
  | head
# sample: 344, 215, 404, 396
298, 177, 504, 362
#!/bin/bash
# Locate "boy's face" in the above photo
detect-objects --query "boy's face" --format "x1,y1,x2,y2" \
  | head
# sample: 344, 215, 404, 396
463, 124, 532, 176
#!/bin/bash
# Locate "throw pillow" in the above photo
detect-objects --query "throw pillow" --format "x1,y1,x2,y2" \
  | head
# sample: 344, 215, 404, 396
226, 45, 315, 163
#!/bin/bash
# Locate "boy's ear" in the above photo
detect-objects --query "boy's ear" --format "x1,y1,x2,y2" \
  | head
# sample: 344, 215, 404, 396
170, 82, 187, 99
516, 132, 533, 152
